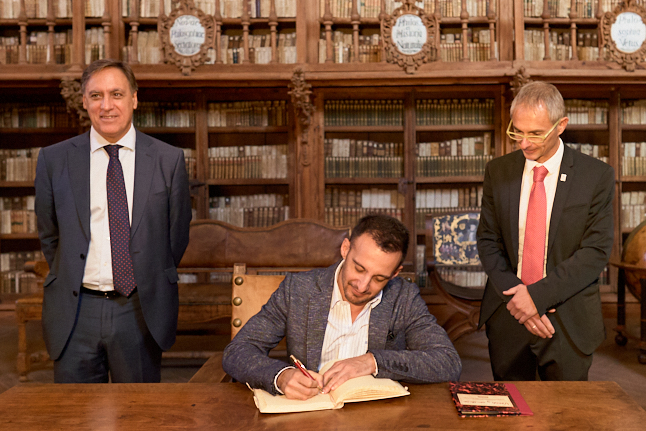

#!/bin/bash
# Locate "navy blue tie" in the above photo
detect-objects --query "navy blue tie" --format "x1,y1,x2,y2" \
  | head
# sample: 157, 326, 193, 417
105, 145, 136, 297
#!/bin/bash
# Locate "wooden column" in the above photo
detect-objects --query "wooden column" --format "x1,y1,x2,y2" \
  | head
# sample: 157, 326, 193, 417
541, 0, 551, 61
214, 0, 222, 63
18, 0, 27, 64
568, 0, 578, 61
102, 0, 111, 61
269, 0, 278, 63
324, 0, 333, 63
129, 0, 140, 64
46, 0, 55, 64
460, 0, 469, 61
241, 0, 250, 63
351, 0, 360, 63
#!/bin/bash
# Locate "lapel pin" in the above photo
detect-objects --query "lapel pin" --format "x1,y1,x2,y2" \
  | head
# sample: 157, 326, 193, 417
560, 174, 567, 182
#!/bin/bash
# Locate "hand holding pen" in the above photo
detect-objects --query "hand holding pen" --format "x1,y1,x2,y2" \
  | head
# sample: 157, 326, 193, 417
290, 355, 323, 392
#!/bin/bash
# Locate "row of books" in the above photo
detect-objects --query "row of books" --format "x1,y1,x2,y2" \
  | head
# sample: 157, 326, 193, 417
209, 206, 289, 227
416, 186, 483, 209
0, 148, 40, 182
207, 101, 289, 127
325, 139, 403, 158
0, 28, 103, 65
565, 99, 608, 125
325, 207, 403, 228
418, 134, 493, 157
0, 0, 104, 18
318, 33, 382, 64
182, 148, 197, 180
325, 156, 403, 178
523, 0, 621, 18
417, 99, 494, 126
133, 102, 196, 128
201, 33, 297, 65
0, 209, 36, 234
318, 0, 495, 19
0, 250, 43, 272
209, 192, 289, 227
175, 0, 297, 18
208, 144, 288, 179
621, 191, 646, 231
123, 30, 161, 65
416, 155, 492, 177
438, 41, 494, 63
621, 156, 646, 177
622, 142, 646, 158
436, 266, 487, 288
325, 187, 406, 209
415, 206, 481, 230
622, 101, 646, 125
0, 104, 77, 128
526, 29, 600, 62
0, 270, 39, 294
324, 100, 404, 127
416, 245, 427, 290
565, 143, 609, 162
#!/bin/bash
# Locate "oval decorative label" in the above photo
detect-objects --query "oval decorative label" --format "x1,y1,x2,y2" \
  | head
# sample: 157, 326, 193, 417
392, 14, 427, 55
611, 12, 646, 53
170, 14, 206, 56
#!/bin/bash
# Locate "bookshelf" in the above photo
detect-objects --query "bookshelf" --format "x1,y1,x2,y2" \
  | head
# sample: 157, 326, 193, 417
3, 0, 646, 305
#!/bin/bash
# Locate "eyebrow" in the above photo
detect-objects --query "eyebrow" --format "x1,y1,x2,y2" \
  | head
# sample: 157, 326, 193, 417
352, 257, 390, 280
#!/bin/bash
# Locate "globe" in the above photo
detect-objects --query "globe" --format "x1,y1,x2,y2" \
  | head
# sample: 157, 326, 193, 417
621, 219, 646, 302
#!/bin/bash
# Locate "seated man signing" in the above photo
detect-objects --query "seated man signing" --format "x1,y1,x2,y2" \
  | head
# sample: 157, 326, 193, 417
223, 214, 461, 400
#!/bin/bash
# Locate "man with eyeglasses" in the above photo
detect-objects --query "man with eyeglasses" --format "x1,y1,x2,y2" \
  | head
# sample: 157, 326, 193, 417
477, 81, 614, 381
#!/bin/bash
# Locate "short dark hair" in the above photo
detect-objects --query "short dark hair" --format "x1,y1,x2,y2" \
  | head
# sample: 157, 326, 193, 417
81, 59, 138, 95
350, 214, 409, 263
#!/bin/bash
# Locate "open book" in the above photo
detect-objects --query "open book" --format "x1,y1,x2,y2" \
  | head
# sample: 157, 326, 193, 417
251, 361, 410, 413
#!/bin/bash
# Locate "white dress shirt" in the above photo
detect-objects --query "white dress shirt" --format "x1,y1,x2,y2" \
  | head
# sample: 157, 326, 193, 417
82, 124, 136, 291
517, 139, 564, 281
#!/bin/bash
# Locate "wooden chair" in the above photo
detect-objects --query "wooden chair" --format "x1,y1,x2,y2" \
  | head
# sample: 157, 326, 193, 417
189, 264, 286, 383
425, 212, 485, 341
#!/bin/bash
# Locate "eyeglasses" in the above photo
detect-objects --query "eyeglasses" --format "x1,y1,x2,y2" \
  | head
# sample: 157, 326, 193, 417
506, 117, 565, 144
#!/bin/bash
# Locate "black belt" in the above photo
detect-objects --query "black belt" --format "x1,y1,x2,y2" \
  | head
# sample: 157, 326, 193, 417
80, 286, 137, 299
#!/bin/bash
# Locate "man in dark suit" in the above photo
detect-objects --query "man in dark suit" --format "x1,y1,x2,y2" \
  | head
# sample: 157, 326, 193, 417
477, 81, 614, 381
34, 59, 192, 383
223, 215, 461, 400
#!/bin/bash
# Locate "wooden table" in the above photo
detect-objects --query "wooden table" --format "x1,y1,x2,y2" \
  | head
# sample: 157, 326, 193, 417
0, 381, 644, 430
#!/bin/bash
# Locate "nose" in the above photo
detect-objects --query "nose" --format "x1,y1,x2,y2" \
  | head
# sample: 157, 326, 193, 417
355, 274, 371, 293
101, 96, 113, 110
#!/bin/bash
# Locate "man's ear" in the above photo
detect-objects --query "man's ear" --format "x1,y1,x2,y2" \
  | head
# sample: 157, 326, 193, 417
133, 91, 138, 110
390, 265, 403, 280
82, 94, 87, 110
340, 238, 351, 260
556, 117, 569, 136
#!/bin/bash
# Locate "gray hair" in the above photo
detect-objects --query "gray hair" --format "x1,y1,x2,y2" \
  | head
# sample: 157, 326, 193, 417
510, 81, 565, 124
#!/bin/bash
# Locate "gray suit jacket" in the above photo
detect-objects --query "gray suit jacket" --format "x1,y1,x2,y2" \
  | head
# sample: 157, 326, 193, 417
222, 263, 462, 394
34, 130, 192, 360
477, 145, 614, 355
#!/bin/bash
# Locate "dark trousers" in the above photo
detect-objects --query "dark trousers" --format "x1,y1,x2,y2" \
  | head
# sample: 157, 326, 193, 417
54, 290, 162, 383
485, 303, 592, 381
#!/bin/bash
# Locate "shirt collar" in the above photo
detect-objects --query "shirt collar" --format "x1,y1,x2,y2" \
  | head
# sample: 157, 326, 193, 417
524, 138, 564, 176
90, 124, 136, 154
331, 260, 383, 310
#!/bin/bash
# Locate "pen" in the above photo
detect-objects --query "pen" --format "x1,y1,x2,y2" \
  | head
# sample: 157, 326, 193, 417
290, 354, 323, 391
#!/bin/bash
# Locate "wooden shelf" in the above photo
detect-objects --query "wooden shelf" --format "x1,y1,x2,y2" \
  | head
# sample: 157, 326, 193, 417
208, 126, 289, 134
0, 233, 39, 240
324, 126, 404, 133
0, 181, 34, 188
621, 125, 646, 131
621, 176, 646, 183
416, 176, 485, 184
0, 128, 77, 134
566, 124, 609, 131
137, 127, 195, 134
415, 124, 495, 132
325, 178, 401, 185
205, 179, 289, 186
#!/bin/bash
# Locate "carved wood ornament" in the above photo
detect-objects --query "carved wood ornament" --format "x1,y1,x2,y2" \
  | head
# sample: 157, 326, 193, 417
159, 0, 215, 75
600, 0, 646, 72
288, 68, 314, 167
60, 77, 90, 127
511, 66, 532, 96
381, 0, 437, 74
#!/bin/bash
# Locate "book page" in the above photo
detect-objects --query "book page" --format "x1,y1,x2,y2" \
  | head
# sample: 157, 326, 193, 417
251, 388, 338, 414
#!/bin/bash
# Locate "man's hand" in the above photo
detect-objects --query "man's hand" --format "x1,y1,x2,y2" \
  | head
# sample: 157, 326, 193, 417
523, 313, 555, 339
503, 284, 555, 338
503, 284, 540, 324
321, 353, 376, 394
276, 368, 324, 400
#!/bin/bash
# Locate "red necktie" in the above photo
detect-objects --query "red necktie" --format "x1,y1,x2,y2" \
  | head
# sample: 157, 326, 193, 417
521, 165, 548, 285
105, 145, 136, 297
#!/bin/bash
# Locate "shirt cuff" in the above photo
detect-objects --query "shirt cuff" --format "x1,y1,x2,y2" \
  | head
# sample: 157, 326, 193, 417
273, 366, 295, 394
371, 352, 379, 376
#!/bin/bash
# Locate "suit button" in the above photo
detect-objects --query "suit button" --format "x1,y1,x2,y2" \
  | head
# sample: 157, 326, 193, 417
80, 254, 86, 260
73, 291, 78, 297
